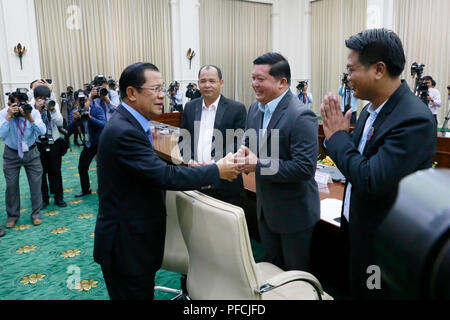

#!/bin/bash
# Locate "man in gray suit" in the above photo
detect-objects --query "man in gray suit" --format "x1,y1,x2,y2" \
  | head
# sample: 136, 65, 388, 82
237, 52, 320, 272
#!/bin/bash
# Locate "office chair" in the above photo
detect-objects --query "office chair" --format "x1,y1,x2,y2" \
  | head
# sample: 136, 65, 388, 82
176, 190, 333, 300
154, 191, 189, 300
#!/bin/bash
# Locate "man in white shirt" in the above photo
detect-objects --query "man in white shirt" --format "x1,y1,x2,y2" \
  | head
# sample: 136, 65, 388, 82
180, 65, 247, 205
422, 76, 441, 126
90, 75, 120, 121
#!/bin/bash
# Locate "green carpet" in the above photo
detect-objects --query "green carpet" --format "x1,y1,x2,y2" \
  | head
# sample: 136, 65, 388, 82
0, 140, 263, 300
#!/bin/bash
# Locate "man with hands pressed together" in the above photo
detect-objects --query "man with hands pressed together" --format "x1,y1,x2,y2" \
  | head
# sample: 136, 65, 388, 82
235, 52, 320, 273
94, 62, 239, 300
320, 29, 436, 299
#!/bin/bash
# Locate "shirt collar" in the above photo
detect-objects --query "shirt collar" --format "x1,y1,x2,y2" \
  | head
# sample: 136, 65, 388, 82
202, 95, 221, 111
258, 89, 289, 115
122, 102, 150, 133
367, 98, 388, 117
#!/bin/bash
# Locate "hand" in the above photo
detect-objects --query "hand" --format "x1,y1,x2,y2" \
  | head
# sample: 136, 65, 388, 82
427, 96, 433, 102
188, 160, 201, 167
321, 93, 351, 140
216, 153, 240, 182
23, 108, 34, 123
72, 111, 81, 121
7, 104, 19, 117
100, 95, 111, 103
90, 89, 98, 100
235, 146, 258, 173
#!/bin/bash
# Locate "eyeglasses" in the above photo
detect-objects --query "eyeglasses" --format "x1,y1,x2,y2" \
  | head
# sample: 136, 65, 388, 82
140, 85, 167, 94
346, 64, 364, 75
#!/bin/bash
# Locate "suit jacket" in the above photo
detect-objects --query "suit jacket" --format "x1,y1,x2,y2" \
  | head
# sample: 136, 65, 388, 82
325, 81, 437, 298
68, 104, 106, 146
180, 95, 247, 201
245, 90, 320, 234
94, 105, 220, 276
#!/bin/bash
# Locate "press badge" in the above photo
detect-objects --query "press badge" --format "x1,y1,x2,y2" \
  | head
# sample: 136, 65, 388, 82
22, 140, 29, 152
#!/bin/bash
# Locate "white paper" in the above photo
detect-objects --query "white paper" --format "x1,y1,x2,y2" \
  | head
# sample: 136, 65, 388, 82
315, 171, 332, 185
320, 198, 343, 226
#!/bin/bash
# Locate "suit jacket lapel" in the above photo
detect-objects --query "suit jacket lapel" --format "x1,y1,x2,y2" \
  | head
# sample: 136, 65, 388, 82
213, 95, 226, 131
352, 107, 370, 145
362, 81, 407, 154
259, 91, 290, 153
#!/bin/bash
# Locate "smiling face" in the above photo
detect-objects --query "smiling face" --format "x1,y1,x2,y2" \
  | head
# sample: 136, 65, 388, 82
346, 50, 374, 101
125, 70, 165, 120
252, 64, 285, 105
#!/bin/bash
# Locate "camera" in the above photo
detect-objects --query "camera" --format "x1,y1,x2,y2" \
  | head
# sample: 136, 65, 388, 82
342, 73, 349, 85
93, 86, 109, 98
76, 92, 90, 120
85, 84, 93, 95
168, 81, 178, 94
38, 134, 55, 146
78, 108, 90, 121
45, 98, 56, 109
186, 83, 195, 91
108, 79, 117, 90
411, 62, 425, 78
296, 81, 307, 91
7, 88, 33, 117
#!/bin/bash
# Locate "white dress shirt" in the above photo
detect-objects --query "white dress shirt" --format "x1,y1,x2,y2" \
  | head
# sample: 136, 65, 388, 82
32, 101, 64, 141
196, 96, 220, 164
427, 87, 441, 115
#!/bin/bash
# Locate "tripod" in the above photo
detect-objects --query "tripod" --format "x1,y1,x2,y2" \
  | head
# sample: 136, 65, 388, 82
440, 102, 450, 133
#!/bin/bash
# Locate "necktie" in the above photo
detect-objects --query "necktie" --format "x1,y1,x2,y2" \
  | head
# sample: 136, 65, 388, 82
303, 94, 306, 104
17, 119, 24, 159
146, 129, 154, 147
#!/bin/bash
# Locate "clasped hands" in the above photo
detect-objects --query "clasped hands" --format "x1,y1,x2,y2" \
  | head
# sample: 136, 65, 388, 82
320, 93, 352, 140
191, 146, 258, 182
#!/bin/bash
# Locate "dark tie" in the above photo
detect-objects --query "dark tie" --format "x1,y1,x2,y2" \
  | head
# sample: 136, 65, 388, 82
303, 94, 306, 104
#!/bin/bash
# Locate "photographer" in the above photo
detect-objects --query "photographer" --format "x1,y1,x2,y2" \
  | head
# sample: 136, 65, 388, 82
60, 86, 75, 126
34, 86, 67, 209
168, 81, 184, 112
338, 73, 359, 124
185, 82, 201, 101
0, 89, 46, 231
296, 81, 313, 108
68, 89, 106, 198
422, 76, 441, 125
90, 75, 120, 121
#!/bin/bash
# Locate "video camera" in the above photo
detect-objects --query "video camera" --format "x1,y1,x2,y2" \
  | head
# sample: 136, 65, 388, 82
45, 98, 56, 109
186, 83, 195, 91
108, 78, 117, 90
296, 81, 307, 91
411, 62, 425, 79
6, 88, 33, 118
342, 73, 349, 85
168, 81, 178, 94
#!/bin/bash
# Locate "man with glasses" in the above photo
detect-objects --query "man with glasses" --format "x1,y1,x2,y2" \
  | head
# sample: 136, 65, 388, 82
94, 62, 240, 300
320, 29, 436, 299
180, 65, 247, 206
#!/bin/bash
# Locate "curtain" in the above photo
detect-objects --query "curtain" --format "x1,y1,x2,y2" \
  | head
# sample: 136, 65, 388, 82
200, 0, 272, 109
35, 0, 112, 98
394, 0, 450, 127
311, 0, 367, 116
35, 0, 172, 104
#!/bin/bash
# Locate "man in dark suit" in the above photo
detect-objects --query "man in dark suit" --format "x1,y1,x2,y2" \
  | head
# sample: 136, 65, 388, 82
68, 90, 106, 197
93, 62, 239, 300
320, 29, 436, 299
237, 52, 320, 272
180, 65, 247, 206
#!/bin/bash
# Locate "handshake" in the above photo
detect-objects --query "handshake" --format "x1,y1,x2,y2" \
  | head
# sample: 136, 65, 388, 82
189, 146, 258, 182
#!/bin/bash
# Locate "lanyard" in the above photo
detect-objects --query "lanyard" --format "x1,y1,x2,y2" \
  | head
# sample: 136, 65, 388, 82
14, 118, 27, 137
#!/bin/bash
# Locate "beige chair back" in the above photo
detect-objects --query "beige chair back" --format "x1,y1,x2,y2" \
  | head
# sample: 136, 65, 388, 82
161, 191, 189, 275
176, 191, 262, 300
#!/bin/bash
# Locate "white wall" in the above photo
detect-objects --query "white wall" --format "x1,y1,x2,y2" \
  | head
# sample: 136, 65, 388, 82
0, 0, 42, 106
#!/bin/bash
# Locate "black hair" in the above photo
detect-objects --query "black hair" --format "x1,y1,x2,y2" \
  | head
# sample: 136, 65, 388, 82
119, 62, 159, 100
8, 92, 20, 103
198, 65, 223, 80
422, 75, 433, 82
345, 28, 405, 77
30, 80, 39, 89
33, 85, 51, 99
253, 52, 291, 85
